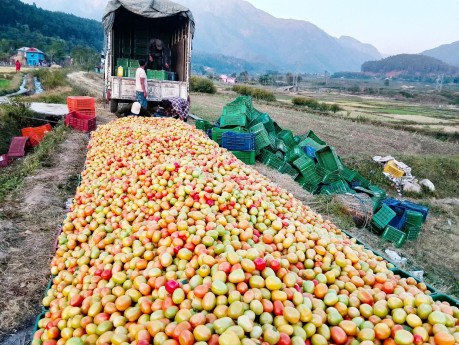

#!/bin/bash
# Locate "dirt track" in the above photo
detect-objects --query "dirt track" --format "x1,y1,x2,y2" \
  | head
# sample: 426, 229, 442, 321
0, 73, 115, 342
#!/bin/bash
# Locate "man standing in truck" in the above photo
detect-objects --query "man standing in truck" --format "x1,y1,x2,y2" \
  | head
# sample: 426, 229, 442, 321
135, 59, 148, 109
148, 39, 170, 71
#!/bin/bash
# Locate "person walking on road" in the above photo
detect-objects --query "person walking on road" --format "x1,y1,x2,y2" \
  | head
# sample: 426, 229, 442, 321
135, 59, 148, 109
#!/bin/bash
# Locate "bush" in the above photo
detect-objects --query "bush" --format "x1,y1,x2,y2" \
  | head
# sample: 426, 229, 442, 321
232, 85, 276, 102
32, 69, 67, 90
292, 97, 341, 113
292, 97, 319, 109
190, 76, 216, 94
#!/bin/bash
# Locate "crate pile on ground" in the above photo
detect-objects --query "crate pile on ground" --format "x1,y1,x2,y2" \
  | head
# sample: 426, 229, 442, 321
371, 199, 429, 248
31, 117, 458, 345
66, 96, 97, 132
196, 96, 429, 248
1, 125, 51, 168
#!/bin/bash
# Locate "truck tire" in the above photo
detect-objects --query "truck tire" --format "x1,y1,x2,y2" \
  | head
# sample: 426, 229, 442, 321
109, 99, 118, 113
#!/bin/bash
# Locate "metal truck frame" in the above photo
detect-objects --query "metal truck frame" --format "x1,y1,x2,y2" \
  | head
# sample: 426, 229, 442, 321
103, 1, 194, 113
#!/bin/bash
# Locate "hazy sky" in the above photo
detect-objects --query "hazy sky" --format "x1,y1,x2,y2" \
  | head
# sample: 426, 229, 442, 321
21, 0, 459, 55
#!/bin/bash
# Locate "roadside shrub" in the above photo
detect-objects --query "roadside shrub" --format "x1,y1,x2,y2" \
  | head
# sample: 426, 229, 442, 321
330, 104, 342, 113
292, 96, 341, 113
32, 69, 67, 90
292, 97, 319, 109
190, 76, 216, 94
233, 85, 276, 102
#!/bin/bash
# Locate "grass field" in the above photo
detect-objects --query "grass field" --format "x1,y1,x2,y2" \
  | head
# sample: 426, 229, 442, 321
0, 79, 11, 89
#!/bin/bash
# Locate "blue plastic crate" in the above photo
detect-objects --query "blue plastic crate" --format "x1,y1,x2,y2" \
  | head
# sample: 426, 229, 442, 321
382, 198, 401, 208
400, 201, 429, 221
304, 145, 318, 159
388, 210, 407, 230
222, 132, 256, 151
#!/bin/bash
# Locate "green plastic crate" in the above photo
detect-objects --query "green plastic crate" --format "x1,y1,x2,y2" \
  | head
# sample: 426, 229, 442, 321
250, 123, 274, 152
249, 113, 275, 133
129, 59, 140, 68
211, 127, 245, 146
258, 150, 277, 164
278, 130, 296, 148
220, 104, 248, 127
316, 166, 343, 184
342, 167, 358, 183
273, 139, 289, 153
195, 120, 213, 131
405, 210, 423, 228
285, 146, 305, 163
390, 268, 437, 294
232, 150, 256, 165
279, 163, 299, 179
116, 58, 129, 67
353, 172, 371, 188
298, 130, 327, 145
431, 294, 459, 308
126, 67, 137, 78
292, 155, 315, 173
264, 155, 284, 170
320, 180, 353, 195
371, 204, 397, 232
298, 137, 326, 151
382, 225, 407, 248
368, 185, 387, 199
315, 146, 344, 173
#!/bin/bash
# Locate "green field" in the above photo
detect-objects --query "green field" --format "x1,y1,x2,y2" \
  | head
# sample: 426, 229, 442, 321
0, 79, 11, 89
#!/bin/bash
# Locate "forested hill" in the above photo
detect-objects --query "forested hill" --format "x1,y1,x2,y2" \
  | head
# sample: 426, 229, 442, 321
0, 0, 103, 52
362, 54, 459, 76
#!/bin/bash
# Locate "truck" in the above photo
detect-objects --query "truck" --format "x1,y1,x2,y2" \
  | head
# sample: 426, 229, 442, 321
103, 0, 195, 112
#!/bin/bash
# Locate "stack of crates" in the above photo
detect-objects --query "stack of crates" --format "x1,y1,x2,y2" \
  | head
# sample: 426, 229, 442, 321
293, 156, 322, 193
222, 132, 256, 165
67, 96, 96, 117
147, 70, 167, 80
403, 210, 423, 240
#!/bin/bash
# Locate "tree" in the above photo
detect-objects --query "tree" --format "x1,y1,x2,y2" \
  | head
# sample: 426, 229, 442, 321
238, 71, 249, 82
47, 39, 67, 63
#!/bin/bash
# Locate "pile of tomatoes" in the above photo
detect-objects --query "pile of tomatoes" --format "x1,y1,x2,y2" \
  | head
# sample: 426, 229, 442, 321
33, 117, 458, 345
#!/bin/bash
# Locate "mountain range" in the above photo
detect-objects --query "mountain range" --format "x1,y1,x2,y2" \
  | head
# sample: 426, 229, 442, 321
421, 41, 459, 68
180, 0, 382, 74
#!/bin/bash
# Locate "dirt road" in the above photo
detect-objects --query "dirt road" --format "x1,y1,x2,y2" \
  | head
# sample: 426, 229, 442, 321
0, 72, 115, 342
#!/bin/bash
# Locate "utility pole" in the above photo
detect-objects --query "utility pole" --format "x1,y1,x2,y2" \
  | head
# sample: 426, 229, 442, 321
435, 74, 444, 92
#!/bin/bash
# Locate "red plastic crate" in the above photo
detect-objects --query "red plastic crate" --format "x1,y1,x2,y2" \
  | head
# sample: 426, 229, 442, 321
0, 154, 12, 168
65, 111, 96, 132
74, 109, 96, 117
67, 96, 95, 112
21, 124, 52, 147
7, 136, 30, 158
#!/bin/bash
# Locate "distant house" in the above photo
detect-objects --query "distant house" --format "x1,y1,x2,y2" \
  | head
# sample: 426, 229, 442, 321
220, 74, 236, 84
16, 47, 45, 66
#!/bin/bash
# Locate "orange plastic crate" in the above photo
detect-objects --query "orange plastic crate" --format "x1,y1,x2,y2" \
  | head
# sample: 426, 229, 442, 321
67, 96, 95, 112
21, 124, 52, 147
383, 160, 405, 178
65, 111, 96, 132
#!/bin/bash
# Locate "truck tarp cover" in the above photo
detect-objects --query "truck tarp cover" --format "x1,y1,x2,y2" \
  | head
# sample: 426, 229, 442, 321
103, 0, 195, 36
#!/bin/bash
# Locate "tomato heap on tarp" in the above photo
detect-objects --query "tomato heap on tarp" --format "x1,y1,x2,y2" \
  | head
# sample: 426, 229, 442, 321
34, 117, 458, 345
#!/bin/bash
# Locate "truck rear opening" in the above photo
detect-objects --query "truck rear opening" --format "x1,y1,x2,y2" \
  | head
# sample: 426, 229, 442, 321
103, 0, 194, 112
